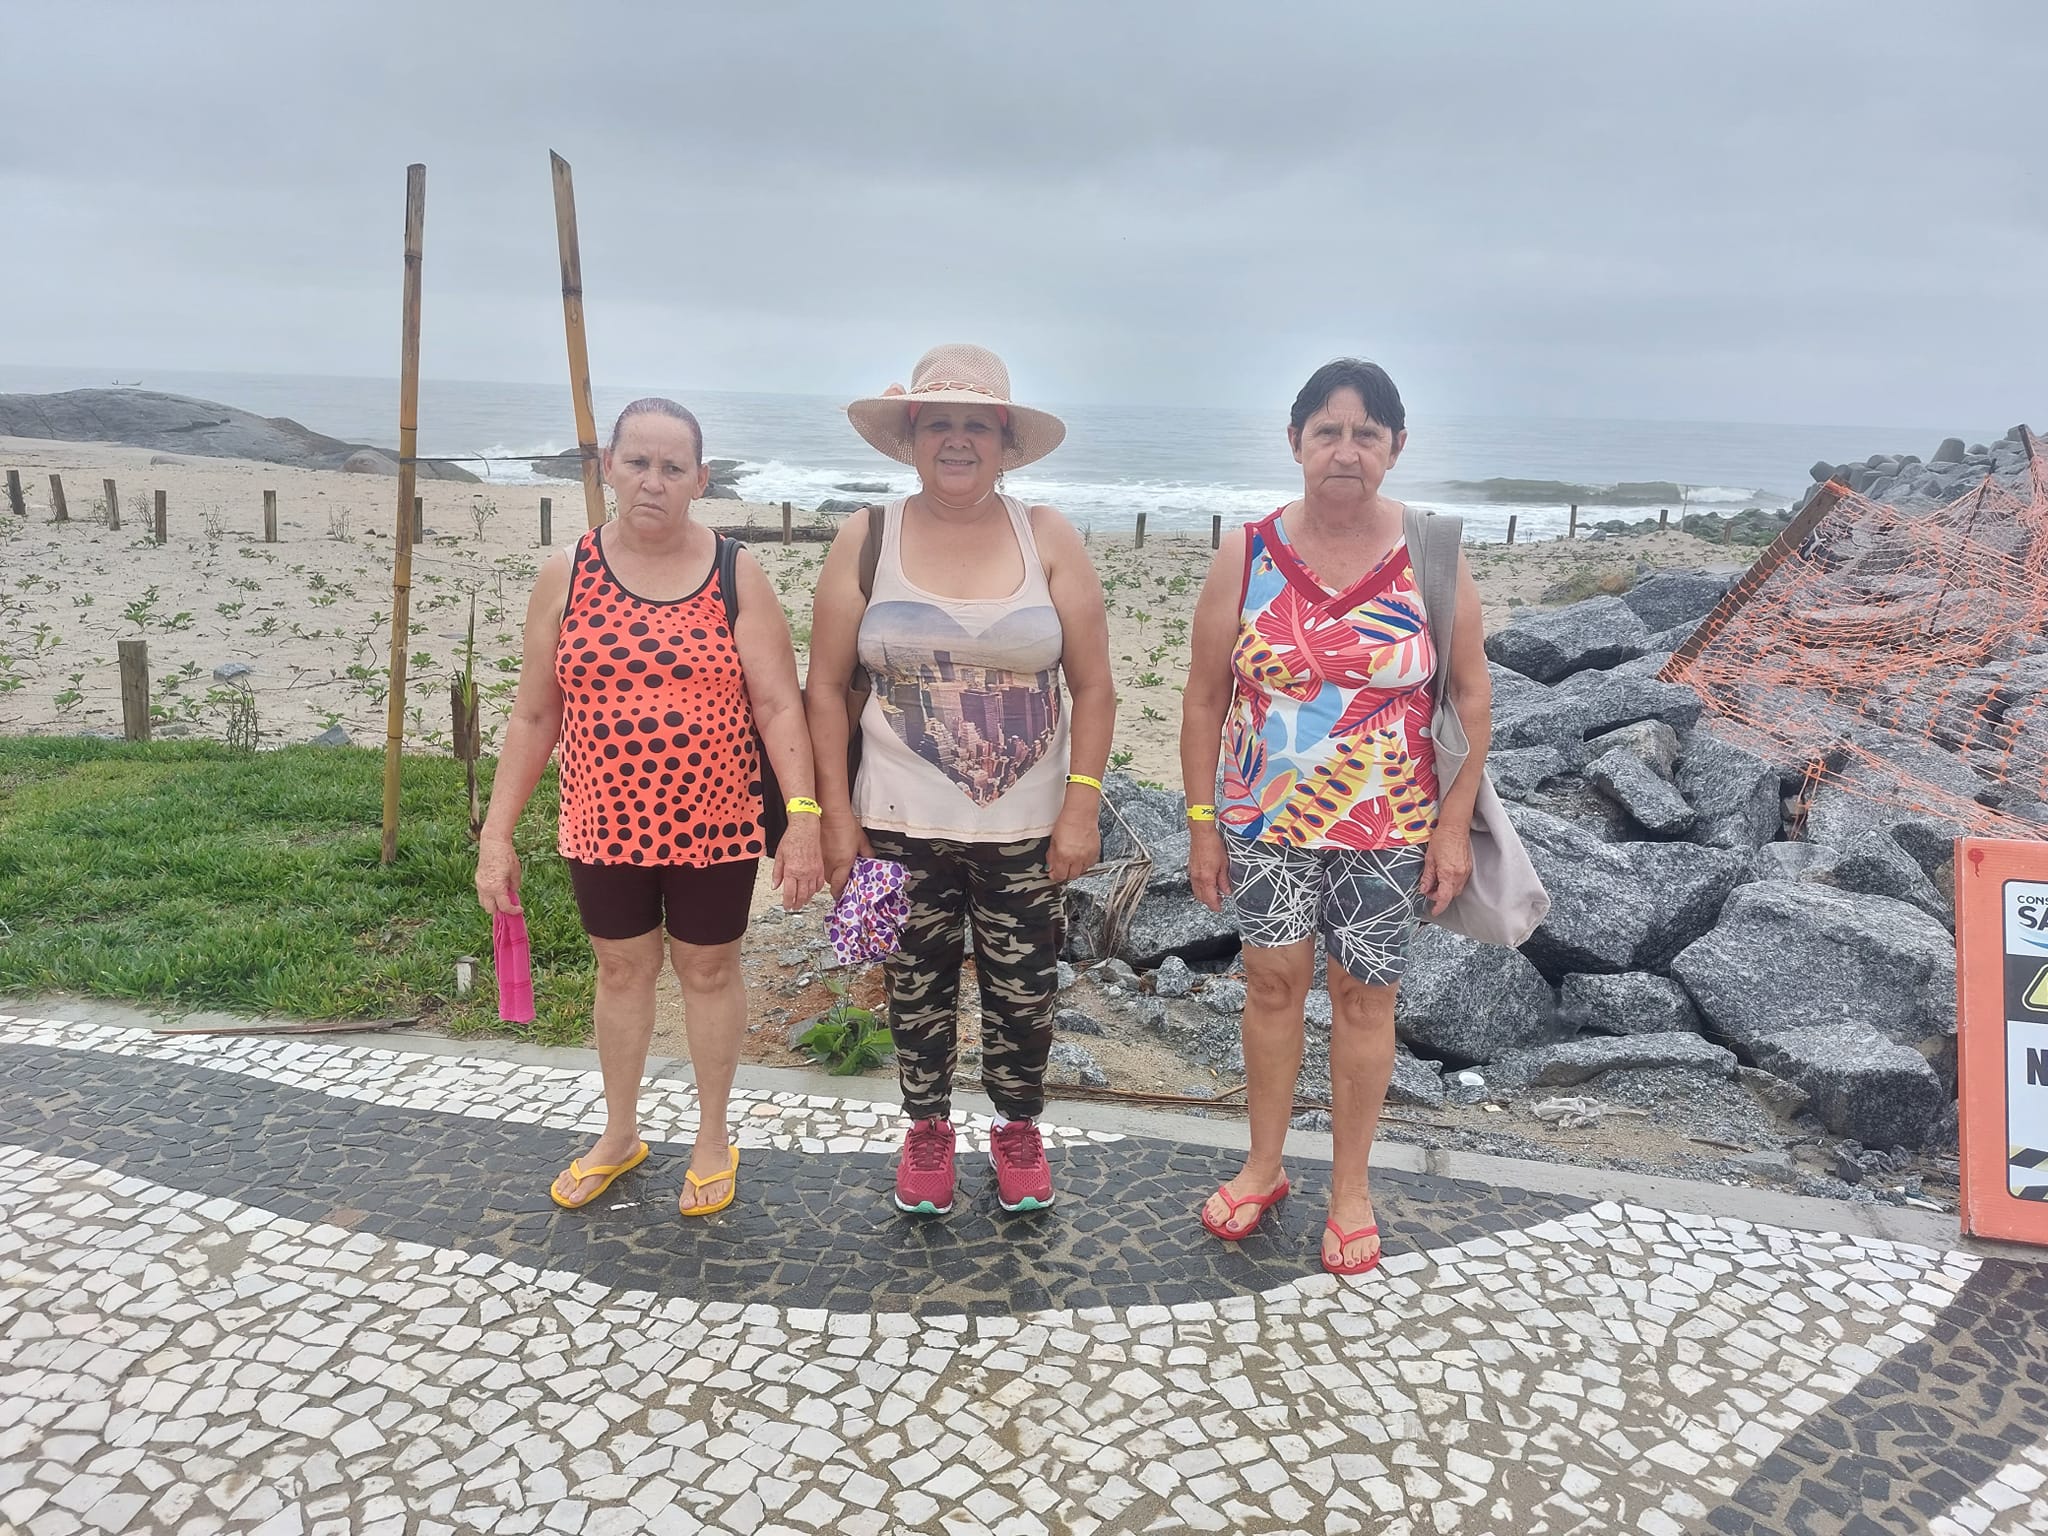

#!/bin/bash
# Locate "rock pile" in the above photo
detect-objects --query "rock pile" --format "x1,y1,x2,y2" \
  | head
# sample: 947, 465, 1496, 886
1064, 428, 2042, 1164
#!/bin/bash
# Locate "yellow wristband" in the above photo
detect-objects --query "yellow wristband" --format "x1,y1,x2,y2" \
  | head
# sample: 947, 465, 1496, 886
785, 797, 821, 816
1065, 773, 1103, 791
1186, 804, 1218, 822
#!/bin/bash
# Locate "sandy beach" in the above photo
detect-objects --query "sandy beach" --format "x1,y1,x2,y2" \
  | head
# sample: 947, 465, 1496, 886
0, 436, 1744, 786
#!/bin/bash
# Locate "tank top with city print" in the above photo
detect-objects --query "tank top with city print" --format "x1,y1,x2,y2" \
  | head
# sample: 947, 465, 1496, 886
853, 496, 1071, 841
554, 527, 765, 867
1222, 508, 1440, 849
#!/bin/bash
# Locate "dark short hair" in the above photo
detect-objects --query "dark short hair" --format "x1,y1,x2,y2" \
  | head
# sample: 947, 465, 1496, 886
1289, 359, 1406, 440
609, 397, 704, 464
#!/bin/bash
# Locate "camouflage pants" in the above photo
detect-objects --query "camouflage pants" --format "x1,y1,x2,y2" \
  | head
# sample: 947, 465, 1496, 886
865, 832, 1061, 1121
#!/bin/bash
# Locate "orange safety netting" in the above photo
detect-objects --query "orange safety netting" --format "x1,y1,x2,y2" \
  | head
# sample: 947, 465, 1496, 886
1663, 431, 2048, 839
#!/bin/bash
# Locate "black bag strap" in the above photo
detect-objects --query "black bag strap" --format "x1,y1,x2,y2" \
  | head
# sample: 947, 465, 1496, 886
714, 532, 742, 628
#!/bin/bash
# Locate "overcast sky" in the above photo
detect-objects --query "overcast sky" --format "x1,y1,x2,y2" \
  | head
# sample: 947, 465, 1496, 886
2, 2, 2042, 426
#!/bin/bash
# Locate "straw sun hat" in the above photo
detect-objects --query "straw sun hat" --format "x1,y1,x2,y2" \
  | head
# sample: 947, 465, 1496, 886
846, 343, 1066, 471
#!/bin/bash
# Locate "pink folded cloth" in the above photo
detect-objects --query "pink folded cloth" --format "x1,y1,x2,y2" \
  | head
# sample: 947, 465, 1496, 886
494, 909, 535, 1023
826, 857, 909, 965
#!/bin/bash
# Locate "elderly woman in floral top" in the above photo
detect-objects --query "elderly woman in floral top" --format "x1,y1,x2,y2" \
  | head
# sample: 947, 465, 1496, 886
1180, 358, 1493, 1275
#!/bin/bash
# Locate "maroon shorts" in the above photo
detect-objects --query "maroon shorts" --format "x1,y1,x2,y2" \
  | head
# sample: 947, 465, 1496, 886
565, 858, 758, 945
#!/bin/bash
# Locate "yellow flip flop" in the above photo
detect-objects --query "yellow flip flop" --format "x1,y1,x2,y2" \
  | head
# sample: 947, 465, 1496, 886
679, 1144, 740, 1218
549, 1141, 649, 1210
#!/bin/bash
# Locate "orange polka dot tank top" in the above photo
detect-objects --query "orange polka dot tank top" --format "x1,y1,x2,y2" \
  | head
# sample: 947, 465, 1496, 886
554, 527, 765, 867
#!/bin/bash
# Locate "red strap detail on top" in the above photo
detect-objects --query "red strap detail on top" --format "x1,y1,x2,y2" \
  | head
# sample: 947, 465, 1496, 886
1262, 510, 1410, 614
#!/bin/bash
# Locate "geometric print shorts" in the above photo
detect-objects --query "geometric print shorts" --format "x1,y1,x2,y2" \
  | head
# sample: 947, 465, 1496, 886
1225, 836, 1427, 986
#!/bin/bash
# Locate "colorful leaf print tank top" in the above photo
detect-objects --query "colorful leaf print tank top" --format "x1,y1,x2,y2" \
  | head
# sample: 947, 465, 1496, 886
554, 527, 765, 867
1222, 508, 1440, 849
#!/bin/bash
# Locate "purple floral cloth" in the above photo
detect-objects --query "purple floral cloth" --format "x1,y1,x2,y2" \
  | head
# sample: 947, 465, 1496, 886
827, 857, 909, 965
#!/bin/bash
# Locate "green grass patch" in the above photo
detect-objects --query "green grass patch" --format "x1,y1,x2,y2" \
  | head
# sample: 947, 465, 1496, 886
0, 737, 594, 1045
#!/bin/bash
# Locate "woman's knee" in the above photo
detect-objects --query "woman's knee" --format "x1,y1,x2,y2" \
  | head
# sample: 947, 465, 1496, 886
1242, 949, 1313, 1013
591, 935, 665, 989
1327, 967, 1398, 1030
671, 941, 742, 997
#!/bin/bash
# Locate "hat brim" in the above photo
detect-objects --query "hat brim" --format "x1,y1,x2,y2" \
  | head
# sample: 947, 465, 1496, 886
846, 388, 1066, 471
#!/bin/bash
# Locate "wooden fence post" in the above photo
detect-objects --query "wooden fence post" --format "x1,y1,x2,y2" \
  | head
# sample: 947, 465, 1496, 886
263, 489, 277, 542
1722, 517, 1735, 545
782, 500, 793, 546
104, 478, 120, 530
5, 471, 22, 518
118, 639, 150, 742
48, 474, 68, 522
412, 495, 424, 544
1211, 514, 1222, 549
539, 496, 552, 546
1135, 512, 1147, 549
1658, 507, 1670, 529
1567, 503, 1578, 539
153, 489, 167, 545
1505, 514, 1518, 546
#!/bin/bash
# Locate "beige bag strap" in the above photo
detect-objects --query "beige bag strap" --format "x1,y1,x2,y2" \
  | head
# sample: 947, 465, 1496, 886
1402, 507, 1464, 704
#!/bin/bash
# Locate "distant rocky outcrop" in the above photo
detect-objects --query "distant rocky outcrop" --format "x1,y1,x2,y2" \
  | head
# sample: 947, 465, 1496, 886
0, 390, 479, 482
528, 452, 748, 499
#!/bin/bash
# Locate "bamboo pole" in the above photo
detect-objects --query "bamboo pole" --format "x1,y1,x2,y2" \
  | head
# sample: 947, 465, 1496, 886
550, 150, 607, 530
48, 474, 67, 522
381, 162, 427, 866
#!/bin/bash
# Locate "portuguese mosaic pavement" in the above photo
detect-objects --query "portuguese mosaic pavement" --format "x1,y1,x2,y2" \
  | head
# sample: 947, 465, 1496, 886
1, 1011, 2045, 1535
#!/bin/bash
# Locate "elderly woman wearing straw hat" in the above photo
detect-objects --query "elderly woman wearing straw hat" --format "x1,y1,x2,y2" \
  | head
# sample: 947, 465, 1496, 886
477, 396, 825, 1220
1181, 359, 1500, 1276
805, 344, 1115, 1217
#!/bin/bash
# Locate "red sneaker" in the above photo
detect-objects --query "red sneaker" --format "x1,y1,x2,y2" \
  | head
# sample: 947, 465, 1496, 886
894, 1117, 956, 1215
988, 1118, 1054, 1213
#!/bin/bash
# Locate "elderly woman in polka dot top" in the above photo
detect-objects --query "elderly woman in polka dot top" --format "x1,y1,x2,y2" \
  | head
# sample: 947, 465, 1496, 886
477, 398, 825, 1219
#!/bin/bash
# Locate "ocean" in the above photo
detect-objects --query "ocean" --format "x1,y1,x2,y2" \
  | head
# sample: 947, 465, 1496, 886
0, 365, 1991, 544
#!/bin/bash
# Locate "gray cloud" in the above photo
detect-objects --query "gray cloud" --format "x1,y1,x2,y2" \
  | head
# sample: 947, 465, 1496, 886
2, 1, 2042, 425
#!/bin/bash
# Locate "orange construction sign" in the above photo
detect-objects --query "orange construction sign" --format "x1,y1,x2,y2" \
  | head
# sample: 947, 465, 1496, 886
1956, 837, 2048, 1244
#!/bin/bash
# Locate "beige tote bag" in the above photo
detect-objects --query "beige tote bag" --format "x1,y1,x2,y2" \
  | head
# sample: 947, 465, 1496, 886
1402, 507, 1552, 946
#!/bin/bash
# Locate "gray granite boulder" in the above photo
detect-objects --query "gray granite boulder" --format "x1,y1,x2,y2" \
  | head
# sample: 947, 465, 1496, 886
1830, 830, 1951, 926
1486, 1031, 1735, 1093
1586, 719, 1681, 778
1485, 597, 1653, 684
1152, 956, 1196, 997
1047, 1040, 1109, 1088
1116, 890, 1240, 969
1560, 972, 1702, 1036
1746, 841, 1840, 884
1491, 684, 1594, 756
1489, 745, 1574, 801
1553, 670, 1705, 736
1393, 923, 1556, 1066
1748, 1024, 1947, 1148
1621, 571, 1734, 633
1589, 750, 1696, 837
1510, 809, 1741, 977
1388, 1049, 1446, 1109
1670, 882, 1957, 1057
1675, 726, 1782, 851
1200, 978, 1247, 1018
1054, 1007, 1108, 1037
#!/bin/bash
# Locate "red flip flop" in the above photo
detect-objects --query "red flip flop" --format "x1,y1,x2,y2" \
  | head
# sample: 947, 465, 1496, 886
1200, 1177, 1291, 1241
1322, 1219, 1382, 1276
